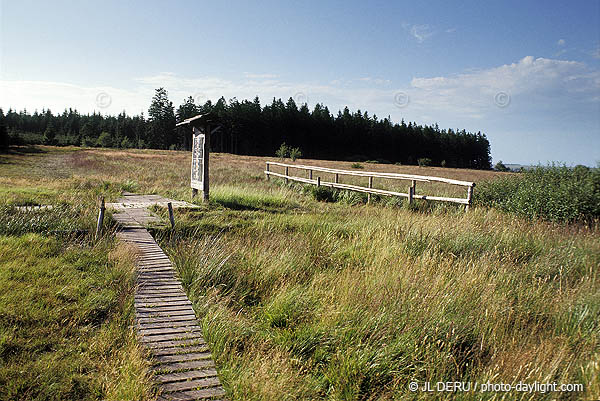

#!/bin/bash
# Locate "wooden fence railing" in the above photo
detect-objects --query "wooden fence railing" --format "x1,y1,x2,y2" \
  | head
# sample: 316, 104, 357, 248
265, 161, 475, 209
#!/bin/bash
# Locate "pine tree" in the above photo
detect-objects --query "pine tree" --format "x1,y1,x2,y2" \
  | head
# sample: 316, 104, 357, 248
43, 121, 56, 145
148, 88, 176, 149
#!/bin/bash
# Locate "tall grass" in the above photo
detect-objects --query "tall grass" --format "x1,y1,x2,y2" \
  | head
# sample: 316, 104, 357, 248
0, 236, 154, 401
158, 187, 599, 400
476, 165, 600, 223
2, 146, 598, 400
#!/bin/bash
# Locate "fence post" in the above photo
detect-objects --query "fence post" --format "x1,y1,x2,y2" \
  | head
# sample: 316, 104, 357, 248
465, 183, 475, 211
309, 169, 313, 180
411, 180, 416, 195
95, 197, 105, 239
408, 185, 414, 205
285, 166, 289, 184
317, 177, 321, 187
266, 162, 270, 180
167, 202, 175, 228
367, 176, 373, 203
335, 173, 339, 184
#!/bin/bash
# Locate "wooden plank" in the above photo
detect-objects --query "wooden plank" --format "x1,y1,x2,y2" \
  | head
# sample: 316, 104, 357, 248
155, 368, 218, 383
151, 345, 209, 357
137, 315, 198, 325
140, 326, 202, 336
154, 352, 213, 364
152, 359, 215, 372
135, 295, 190, 303
135, 300, 192, 308
138, 321, 200, 331
144, 338, 206, 349
161, 376, 222, 392
141, 332, 204, 343
136, 311, 197, 320
136, 305, 195, 313
158, 387, 226, 400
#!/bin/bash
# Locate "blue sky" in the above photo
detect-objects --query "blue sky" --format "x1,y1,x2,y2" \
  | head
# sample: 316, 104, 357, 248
1, 0, 599, 165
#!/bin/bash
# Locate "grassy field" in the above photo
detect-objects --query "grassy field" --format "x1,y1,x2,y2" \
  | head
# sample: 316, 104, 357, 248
1, 146, 598, 400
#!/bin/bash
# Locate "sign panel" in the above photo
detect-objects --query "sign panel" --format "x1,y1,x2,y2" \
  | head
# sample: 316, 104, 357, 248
191, 129, 204, 190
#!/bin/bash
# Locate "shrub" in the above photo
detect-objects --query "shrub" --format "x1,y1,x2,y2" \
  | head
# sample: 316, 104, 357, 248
475, 164, 600, 223
310, 186, 336, 202
417, 157, 432, 167
276, 142, 290, 160
120, 137, 133, 149
289, 147, 302, 161
494, 160, 510, 172
96, 132, 113, 148
351, 163, 364, 169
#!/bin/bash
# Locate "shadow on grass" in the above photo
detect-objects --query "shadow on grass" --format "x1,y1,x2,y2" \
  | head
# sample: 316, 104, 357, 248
211, 198, 294, 214
0, 145, 47, 164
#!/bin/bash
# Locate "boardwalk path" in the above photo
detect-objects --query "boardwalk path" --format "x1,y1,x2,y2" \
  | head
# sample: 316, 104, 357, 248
108, 193, 226, 401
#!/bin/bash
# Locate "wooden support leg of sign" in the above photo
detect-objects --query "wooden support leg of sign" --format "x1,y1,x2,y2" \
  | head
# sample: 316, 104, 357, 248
203, 124, 210, 202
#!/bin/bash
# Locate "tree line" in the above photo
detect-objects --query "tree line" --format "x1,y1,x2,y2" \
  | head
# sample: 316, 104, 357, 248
0, 88, 492, 169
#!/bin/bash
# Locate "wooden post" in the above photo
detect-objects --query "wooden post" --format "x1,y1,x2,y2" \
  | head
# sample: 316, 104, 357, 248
367, 176, 373, 203
266, 163, 270, 180
167, 202, 175, 228
95, 197, 105, 239
285, 166, 289, 184
203, 123, 210, 202
317, 177, 321, 187
335, 173, 339, 184
411, 180, 416, 194
309, 169, 313, 180
408, 185, 414, 204
465, 183, 475, 211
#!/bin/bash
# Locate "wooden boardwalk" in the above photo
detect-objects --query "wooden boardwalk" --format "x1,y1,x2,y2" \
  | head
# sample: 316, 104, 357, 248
110, 194, 226, 401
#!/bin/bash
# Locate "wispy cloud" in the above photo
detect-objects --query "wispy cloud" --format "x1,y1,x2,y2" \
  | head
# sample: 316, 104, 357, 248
243, 72, 279, 79
557, 39, 566, 46
405, 24, 434, 43
358, 77, 391, 85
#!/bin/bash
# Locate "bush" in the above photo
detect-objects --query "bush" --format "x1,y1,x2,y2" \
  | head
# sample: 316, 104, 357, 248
475, 164, 600, 223
276, 142, 290, 160
120, 137, 134, 149
494, 160, 510, 172
96, 132, 113, 148
309, 186, 336, 202
289, 147, 302, 161
351, 163, 364, 169
417, 157, 432, 167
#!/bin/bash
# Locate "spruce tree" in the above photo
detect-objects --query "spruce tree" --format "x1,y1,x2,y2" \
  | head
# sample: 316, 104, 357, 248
148, 88, 176, 149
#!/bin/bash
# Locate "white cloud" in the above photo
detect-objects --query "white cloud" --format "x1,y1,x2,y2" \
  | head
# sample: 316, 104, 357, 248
590, 47, 600, 59
1, 56, 598, 130
557, 39, 566, 46
405, 56, 599, 118
408, 24, 434, 43
446, 28, 456, 33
